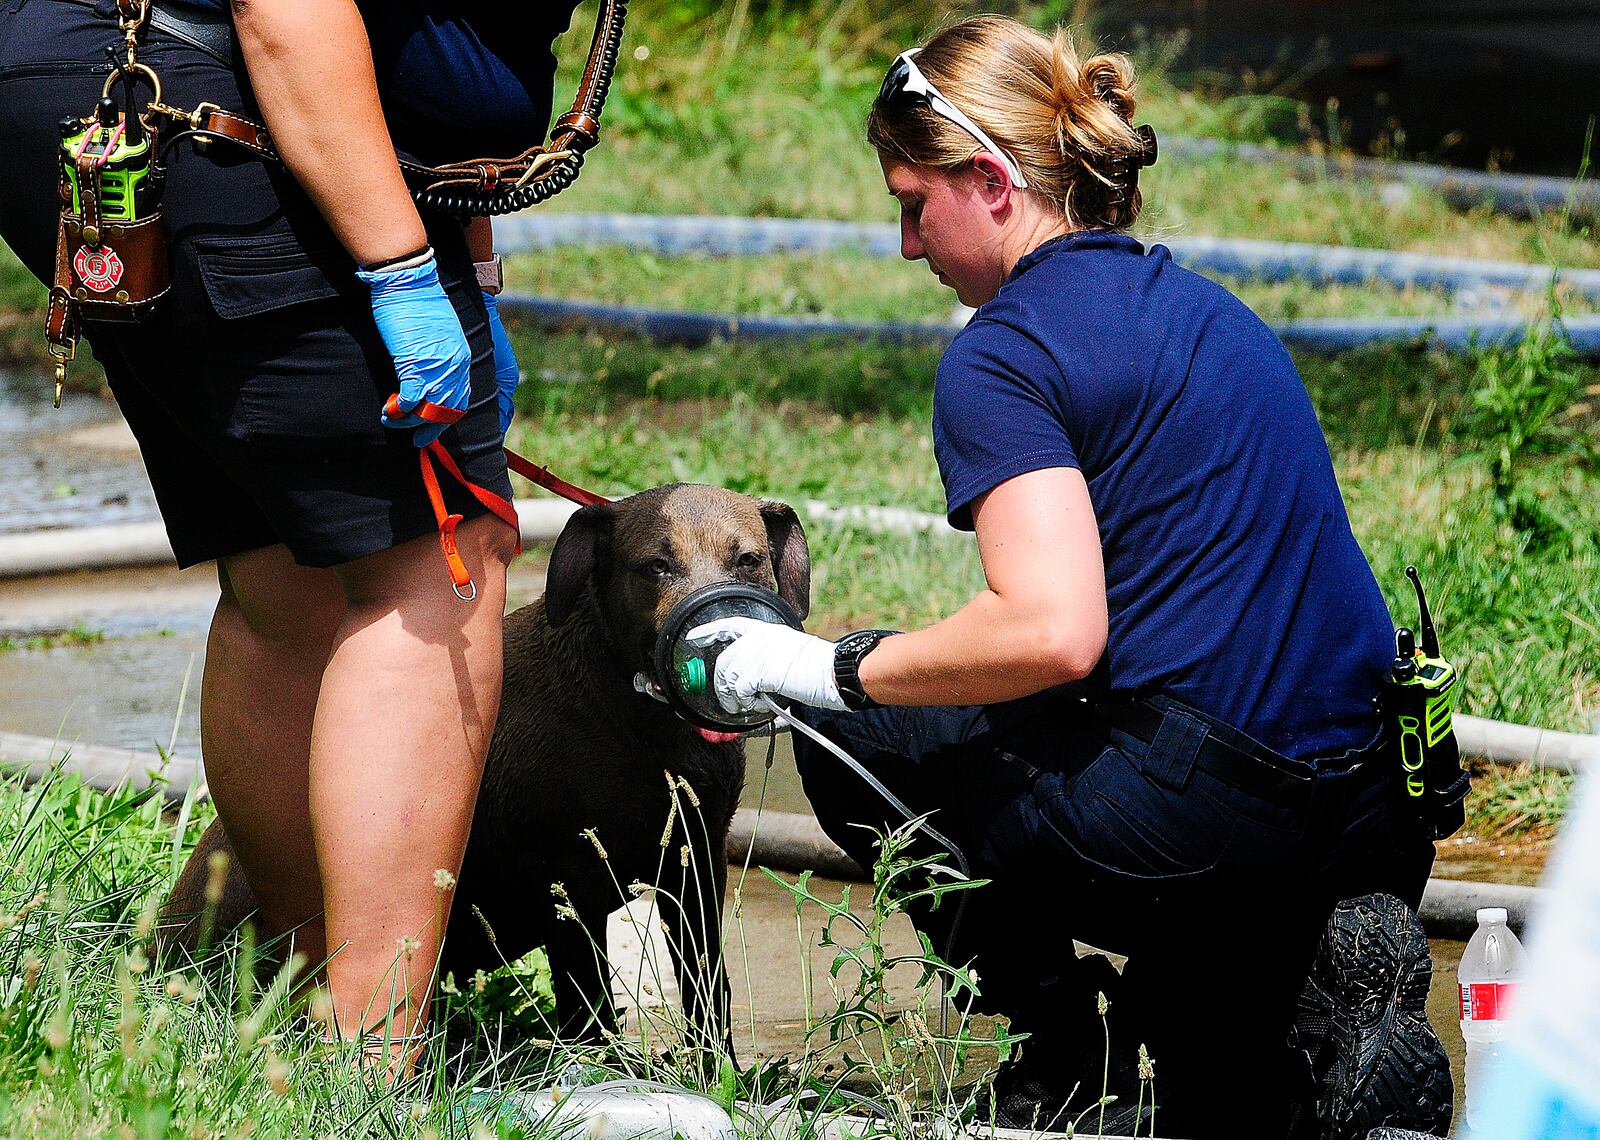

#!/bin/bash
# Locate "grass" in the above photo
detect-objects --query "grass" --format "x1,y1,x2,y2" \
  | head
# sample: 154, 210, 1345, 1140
0, 762, 1025, 1138
0, 624, 106, 653
0, 767, 574, 1138
1460, 762, 1575, 845
1136, 155, 1600, 267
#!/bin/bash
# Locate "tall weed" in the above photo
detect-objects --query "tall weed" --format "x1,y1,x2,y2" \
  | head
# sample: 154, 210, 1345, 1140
761, 816, 1023, 1133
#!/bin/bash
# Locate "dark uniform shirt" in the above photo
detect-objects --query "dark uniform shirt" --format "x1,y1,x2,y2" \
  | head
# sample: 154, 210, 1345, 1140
188, 0, 584, 162
932, 230, 1394, 761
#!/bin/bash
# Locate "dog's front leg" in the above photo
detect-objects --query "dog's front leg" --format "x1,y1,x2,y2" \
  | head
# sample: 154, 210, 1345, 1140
546, 900, 620, 1043
156, 818, 260, 967
659, 810, 735, 1068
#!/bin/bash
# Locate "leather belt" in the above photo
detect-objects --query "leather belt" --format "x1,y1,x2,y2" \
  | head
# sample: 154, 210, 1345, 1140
55, 0, 234, 66
1096, 697, 1322, 812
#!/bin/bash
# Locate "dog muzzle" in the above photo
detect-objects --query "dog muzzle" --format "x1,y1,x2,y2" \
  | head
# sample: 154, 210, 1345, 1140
650, 582, 804, 735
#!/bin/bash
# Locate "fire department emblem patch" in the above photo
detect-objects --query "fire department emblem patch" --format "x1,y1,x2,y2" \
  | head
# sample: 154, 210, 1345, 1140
73, 245, 124, 293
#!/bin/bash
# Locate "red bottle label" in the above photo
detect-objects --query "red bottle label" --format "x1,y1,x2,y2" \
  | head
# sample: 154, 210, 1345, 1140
1459, 981, 1520, 1021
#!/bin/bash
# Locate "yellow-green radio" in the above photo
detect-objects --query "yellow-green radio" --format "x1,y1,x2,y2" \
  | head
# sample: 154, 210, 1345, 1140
59, 99, 157, 223
1380, 567, 1468, 840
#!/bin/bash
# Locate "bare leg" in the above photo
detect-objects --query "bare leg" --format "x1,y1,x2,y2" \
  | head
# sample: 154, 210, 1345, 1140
313, 513, 515, 1047
200, 544, 345, 967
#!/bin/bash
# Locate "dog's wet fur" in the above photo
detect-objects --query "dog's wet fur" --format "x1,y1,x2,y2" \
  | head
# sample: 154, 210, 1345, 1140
160, 483, 810, 1053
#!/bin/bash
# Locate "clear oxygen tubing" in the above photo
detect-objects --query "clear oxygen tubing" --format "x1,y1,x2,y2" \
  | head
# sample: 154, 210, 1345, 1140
758, 695, 973, 889
758, 694, 974, 1045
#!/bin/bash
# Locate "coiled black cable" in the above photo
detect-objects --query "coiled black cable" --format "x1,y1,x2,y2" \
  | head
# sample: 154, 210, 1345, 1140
152, 0, 625, 220
409, 0, 627, 217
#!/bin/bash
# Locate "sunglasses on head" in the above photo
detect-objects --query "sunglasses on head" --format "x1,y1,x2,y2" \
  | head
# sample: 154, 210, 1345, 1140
878, 49, 1030, 190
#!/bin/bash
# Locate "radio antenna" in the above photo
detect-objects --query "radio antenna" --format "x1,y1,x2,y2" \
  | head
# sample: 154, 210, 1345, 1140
1406, 566, 1439, 657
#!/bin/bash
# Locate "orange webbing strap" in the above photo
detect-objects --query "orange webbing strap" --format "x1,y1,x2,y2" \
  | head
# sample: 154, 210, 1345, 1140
418, 442, 522, 601
384, 392, 466, 426
416, 439, 610, 600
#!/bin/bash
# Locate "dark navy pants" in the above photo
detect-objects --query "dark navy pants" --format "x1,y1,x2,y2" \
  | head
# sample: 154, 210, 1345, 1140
793, 690, 1435, 1139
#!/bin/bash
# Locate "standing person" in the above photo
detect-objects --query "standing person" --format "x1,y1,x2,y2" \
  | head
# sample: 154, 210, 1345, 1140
0, 0, 579, 1064
689, 15, 1447, 1137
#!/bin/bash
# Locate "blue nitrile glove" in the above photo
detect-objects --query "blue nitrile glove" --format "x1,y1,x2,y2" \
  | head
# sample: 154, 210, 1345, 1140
683, 617, 848, 714
357, 250, 472, 448
481, 291, 521, 434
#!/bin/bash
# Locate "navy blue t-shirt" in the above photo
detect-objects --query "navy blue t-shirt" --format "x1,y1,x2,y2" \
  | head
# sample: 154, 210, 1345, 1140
932, 230, 1394, 760
192, 1, 583, 164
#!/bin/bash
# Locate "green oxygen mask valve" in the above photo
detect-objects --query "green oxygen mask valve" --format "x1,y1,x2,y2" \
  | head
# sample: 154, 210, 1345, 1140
678, 655, 708, 696
652, 582, 804, 734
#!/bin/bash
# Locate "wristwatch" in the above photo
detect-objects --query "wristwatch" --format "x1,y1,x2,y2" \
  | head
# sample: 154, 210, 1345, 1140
832, 629, 899, 711
474, 253, 505, 296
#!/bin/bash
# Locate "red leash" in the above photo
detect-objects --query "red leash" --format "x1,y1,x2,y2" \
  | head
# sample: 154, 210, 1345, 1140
418, 441, 611, 600
502, 448, 611, 509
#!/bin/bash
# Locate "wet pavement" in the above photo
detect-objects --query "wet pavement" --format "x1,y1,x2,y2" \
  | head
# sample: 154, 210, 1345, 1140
611, 869, 947, 1069
0, 369, 161, 535
0, 557, 558, 758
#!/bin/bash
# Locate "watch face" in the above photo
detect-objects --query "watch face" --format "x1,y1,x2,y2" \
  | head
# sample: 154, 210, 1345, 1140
835, 630, 894, 710
475, 256, 505, 294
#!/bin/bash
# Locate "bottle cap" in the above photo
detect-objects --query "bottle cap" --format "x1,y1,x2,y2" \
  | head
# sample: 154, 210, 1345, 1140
1477, 907, 1508, 924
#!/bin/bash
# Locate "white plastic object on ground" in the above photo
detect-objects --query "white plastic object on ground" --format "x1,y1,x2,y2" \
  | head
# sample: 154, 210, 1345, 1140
462, 1082, 736, 1139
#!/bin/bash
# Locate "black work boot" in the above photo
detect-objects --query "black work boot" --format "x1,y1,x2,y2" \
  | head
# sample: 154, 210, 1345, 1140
1292, 893, 1454, 1140
977, 971, 1151, 1137
982, 1036, 1151, 1135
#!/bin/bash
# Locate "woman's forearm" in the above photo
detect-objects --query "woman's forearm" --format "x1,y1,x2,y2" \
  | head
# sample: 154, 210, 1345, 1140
857, 587, 1103, 706
231, 0, 426, 267
858, 466, 1108, 706
463, 217, 494, 263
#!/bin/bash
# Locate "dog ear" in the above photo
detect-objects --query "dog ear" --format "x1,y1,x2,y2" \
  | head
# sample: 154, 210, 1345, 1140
545, 504, 613, 627
760, 501, 811, 620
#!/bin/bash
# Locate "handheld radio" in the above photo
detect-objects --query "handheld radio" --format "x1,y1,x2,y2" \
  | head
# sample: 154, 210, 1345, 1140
59, 97, 157, 223
1381, 567, 1468, 840
46, 51, 170, 406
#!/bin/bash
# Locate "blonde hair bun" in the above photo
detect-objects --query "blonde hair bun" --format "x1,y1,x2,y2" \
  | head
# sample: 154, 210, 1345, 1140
868, 15, 1157, 231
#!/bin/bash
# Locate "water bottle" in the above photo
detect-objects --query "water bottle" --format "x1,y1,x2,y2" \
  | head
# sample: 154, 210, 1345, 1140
1469, 776, 1600, 1138
1458, 906, 1526, 1130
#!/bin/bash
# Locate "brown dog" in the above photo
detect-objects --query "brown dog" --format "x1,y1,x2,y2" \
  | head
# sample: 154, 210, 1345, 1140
160, 483, 810, 1053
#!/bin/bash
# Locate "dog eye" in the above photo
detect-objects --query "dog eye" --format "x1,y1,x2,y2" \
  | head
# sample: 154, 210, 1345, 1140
736, 552, 765, 570
643, 558, 673, 579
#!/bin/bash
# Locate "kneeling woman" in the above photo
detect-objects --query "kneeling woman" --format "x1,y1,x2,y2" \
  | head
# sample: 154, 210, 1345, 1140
694, 16, 1436, 1137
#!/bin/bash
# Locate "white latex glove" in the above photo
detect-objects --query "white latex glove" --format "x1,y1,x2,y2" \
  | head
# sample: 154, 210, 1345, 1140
682, 617, 847, 714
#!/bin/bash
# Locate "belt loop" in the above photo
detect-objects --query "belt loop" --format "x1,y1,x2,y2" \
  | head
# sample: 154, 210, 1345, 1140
1143, 704, 1208, 791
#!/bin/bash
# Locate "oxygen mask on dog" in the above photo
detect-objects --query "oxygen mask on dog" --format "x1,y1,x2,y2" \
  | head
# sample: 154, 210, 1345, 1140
649, 582, 804, 734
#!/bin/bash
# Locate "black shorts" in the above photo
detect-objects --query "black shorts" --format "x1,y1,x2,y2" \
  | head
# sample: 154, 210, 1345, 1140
0, 0, 514, 568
